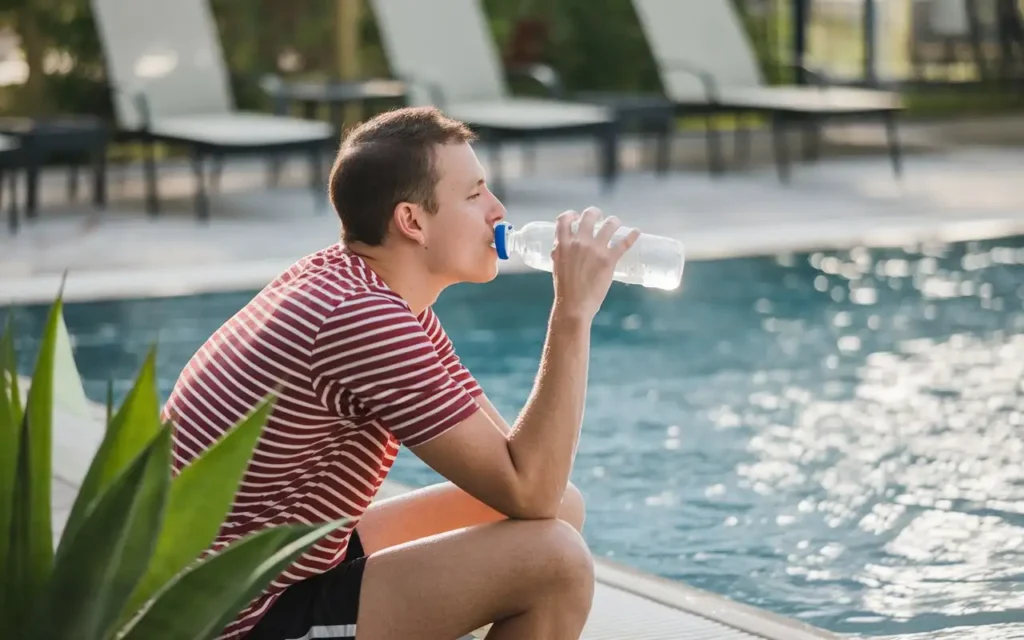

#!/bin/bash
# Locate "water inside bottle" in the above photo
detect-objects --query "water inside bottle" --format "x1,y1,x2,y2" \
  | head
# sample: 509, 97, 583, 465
514, 228, 683, 291
615, 259, 681, 290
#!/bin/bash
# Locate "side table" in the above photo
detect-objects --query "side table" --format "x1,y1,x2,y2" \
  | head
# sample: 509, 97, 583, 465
574, 92, 676, 174
261, 77, 409, 125
0, 116, 109, 231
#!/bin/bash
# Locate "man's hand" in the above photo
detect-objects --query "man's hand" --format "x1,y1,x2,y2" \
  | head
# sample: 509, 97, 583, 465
551, 207, 641, 324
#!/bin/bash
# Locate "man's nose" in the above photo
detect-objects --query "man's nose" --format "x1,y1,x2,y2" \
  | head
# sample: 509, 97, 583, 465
487, 194, 507, 223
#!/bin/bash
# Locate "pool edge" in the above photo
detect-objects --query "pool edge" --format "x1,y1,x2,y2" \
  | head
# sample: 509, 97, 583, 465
7, 214, 1024, 307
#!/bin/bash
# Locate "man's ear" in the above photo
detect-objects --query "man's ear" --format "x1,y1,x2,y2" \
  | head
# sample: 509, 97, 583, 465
392, 201, 428, 247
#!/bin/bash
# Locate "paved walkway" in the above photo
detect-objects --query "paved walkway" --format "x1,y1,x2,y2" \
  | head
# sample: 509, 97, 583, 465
4, 142, 1024, 305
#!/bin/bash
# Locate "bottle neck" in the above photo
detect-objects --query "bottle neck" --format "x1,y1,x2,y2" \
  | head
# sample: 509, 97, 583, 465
505, 228, 521, 258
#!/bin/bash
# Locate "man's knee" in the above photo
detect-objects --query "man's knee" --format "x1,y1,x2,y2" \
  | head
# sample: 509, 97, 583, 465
560, 482, 586, 533
530, 519, 595, 602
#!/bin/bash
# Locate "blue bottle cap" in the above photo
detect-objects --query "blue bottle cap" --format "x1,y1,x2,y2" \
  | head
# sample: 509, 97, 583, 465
493, 221, 513, 260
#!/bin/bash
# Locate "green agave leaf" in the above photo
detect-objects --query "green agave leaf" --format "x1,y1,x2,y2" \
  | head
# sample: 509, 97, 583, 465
2, 313, 23, 423
120, 519, 346, 640
1, 414, 30, 636
59, 348, 162, 553
30, 427, 171, 640
52, 309, 91, 420
122, 396, 275, 619
0, 320, 20, 631
4, 296, 64, 631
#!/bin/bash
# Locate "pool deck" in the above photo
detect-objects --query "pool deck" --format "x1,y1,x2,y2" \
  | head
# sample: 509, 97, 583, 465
4, 123, 1024, 305
48, 398, 839, 640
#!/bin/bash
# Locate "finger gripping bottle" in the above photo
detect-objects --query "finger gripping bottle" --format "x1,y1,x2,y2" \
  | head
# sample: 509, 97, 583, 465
492, 220, 685, 291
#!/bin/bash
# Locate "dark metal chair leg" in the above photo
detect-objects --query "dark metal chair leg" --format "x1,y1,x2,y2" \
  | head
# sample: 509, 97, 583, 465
884, 111, 903, 179
600, 123, 620, 192
25, 159, 39, 219
1, 166, 9, 234
113, 155, 128, 197
311, 146, 326, 213
771, 114, 792, 184
68, 164, 80, 202
143, 139, 160, 215
93, 146, 107, 210
734, 120, 751, 167
6, 166, 19, 233
655, 115, 673, 176
191, 150, 209, 221
704, 113, 726, 176
489, 138, 505, 201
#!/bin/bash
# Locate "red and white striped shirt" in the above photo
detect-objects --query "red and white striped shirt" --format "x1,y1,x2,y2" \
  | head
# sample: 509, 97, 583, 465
160, 244, 483, 638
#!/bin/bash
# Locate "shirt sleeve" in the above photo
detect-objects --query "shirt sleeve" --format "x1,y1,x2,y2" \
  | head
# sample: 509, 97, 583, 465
418, 307, 484, 398
311, 293, 481, 447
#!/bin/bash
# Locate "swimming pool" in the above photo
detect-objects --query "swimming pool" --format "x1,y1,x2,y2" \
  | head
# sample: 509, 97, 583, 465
7, 235, 1024, 639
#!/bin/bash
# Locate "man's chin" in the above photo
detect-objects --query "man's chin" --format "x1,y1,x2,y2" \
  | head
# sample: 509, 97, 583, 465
464, 262, 499, 284
466, 272, 498, 285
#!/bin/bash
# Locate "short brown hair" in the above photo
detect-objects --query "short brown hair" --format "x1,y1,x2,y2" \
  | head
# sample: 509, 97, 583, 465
328, 106, 477, 246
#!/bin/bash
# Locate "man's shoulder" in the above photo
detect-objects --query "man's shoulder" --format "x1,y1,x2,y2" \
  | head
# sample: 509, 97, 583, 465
265, 245, 398, 308
275, 244, 365, 288
255, 246, 426, 350
316, 289, 419, 341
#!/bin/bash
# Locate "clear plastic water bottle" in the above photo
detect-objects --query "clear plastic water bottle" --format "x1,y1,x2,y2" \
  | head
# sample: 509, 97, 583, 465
492, 220, 685, 291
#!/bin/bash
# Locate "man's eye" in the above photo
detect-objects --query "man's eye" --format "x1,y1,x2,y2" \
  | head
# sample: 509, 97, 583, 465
468, 193, 481, 200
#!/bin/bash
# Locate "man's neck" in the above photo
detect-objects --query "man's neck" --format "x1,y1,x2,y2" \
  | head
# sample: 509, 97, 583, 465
346, 242, 444, 316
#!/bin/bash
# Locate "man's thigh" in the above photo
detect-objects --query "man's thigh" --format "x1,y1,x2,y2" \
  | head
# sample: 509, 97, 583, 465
357, 482, 505, 555
357, 481, 585, 556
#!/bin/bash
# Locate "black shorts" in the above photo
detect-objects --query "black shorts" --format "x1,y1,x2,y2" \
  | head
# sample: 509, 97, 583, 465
246, 530, 367, 640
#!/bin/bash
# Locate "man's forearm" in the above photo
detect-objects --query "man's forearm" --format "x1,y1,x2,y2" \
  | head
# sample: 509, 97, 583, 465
505, 307, 591, 517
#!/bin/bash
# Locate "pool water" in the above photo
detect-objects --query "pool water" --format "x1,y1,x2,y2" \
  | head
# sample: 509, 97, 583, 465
8, 236, 1024, 639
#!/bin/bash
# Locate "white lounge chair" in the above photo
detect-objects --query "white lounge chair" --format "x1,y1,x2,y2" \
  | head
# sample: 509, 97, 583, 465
631, 0, 905, 182
368, 0, 621, 196
90, 0, 337, 219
